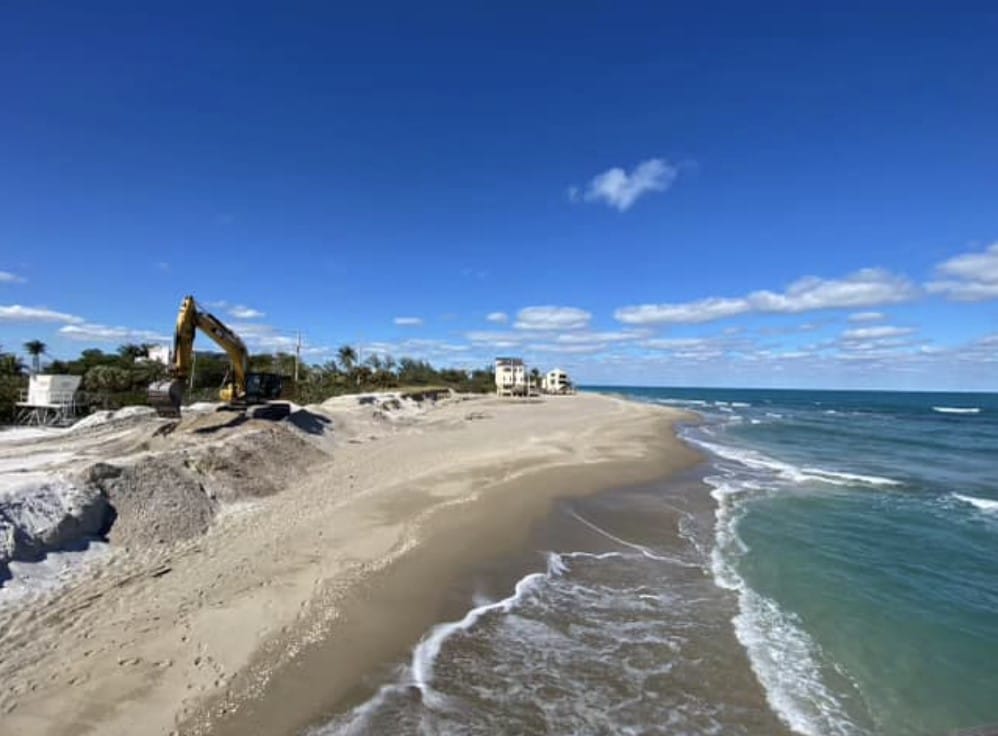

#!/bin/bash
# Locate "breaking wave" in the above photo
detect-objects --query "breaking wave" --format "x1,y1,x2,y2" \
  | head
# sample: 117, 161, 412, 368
951, 493, 998, 513
685, 435, 900, 489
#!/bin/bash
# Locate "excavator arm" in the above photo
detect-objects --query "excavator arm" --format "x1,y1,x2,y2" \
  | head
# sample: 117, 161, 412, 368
148, 295, 279, 418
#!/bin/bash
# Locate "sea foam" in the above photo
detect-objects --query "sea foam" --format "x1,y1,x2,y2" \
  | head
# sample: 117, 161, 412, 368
951, 493, 998, 513
707, 473, 863, 736
568, 510, 699, 567
411, 557, 558, 692
321, 553, 567, 734
932, 406, 981, 415
686, 435, 900, 489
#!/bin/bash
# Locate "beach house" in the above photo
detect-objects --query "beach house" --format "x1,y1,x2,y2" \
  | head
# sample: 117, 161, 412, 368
494, 357, 527, 397
542, 368, 573, 394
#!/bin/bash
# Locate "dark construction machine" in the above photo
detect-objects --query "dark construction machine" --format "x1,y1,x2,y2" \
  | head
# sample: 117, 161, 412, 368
147, 295, 290, 420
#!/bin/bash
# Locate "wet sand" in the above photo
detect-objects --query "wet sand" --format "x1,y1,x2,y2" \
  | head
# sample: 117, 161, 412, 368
312, 468, 790, 735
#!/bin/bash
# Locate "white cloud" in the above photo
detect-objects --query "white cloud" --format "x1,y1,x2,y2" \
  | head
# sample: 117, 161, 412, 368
640, 336, 730, 361
519, 330, 647, 356
935, 242, 998, 282
361, 338, 469, 358
465, 330, 525, 349
223, 322, 330, 356
527, 343, 606, 354
848, 311, 885, 323
393, 317, 423, 327
835, 323, 918, 362
0, 305, 83, 323
59, 322, 170, 343
842, 325, 914, 340
642, 337, 713, 350
554, 330, 645, 345
514, 306, 591, 331
228, 322, 297, 351
0, 271, 26, 284
575, 158, 678, 212
403, 338, 468, 352
926, 242, 998, 301
616, 297, 749, 325
229, 305, 266, 319
616, 269, 917, 325
486, 311, 508, 324
748, 269, 916, 313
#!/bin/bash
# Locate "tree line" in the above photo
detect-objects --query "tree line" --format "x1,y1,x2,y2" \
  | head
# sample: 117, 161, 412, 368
0, 341, 495, 423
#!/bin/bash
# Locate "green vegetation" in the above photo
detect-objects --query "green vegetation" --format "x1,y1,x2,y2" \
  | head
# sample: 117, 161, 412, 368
281, 348, 496, 404
0, 344, 28, 423
48, 344, 168, 411
1, 341, 494, 423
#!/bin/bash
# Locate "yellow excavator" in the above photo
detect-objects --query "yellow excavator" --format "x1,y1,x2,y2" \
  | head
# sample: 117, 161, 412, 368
148, 295, 290, 420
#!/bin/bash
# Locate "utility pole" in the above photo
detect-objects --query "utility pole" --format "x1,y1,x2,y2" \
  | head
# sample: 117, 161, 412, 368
294, 331, 301, 384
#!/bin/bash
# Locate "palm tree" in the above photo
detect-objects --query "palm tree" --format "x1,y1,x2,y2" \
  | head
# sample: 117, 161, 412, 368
24, 340, 46, 374
530, 367, 541, 392
117, 343, 146, 363
337, 345, 357, 372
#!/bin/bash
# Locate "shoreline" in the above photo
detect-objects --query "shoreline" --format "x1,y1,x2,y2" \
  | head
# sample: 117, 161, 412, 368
1, 392, 700, 736
188, 395, 702, 736
306, 462, 789, 735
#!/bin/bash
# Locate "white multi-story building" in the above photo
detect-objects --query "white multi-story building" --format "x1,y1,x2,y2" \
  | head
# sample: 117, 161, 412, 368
147, 345, 172, 365
494, 357, 527, 396
542, 368, 572, 394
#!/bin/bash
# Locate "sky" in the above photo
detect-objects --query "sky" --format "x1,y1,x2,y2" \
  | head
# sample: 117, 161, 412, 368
1, 2, 997, 390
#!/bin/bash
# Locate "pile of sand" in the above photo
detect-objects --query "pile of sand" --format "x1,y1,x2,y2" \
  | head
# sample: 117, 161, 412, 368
311, 390, 456, 443
1, 409, 334, 576
80, 460, 214, 549
74, 421, 330, 549
70, 405, 158, 432
181, 423, 329, 504
0, 478, 110, 579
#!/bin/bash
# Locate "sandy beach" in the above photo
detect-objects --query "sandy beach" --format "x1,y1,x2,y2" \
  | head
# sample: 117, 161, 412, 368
0, 392, 699, 735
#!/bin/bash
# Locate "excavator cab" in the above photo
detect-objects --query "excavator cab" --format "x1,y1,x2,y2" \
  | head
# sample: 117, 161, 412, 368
245, 372, 285, 402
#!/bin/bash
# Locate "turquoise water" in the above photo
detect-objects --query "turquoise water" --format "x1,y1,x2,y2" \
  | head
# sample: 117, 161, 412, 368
592, 386, 998, 735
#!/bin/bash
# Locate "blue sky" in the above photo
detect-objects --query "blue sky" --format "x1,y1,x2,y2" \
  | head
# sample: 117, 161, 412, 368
2, 2, 997, 390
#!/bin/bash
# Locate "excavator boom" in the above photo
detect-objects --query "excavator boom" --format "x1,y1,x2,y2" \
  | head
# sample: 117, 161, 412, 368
148, 295, 286, 418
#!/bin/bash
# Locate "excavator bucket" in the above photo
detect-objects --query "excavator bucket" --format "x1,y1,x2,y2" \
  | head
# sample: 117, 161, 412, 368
148, 379, 185, 418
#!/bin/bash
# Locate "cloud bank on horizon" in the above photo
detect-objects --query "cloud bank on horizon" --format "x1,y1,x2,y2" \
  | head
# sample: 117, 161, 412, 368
614, 268, 917, 325
3, 240, 996, 390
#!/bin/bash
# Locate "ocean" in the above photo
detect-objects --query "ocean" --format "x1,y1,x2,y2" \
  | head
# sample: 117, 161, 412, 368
315, 388, 998, 736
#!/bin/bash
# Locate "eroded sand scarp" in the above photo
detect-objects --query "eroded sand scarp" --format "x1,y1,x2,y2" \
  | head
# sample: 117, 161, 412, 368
0, 405, 332, 587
